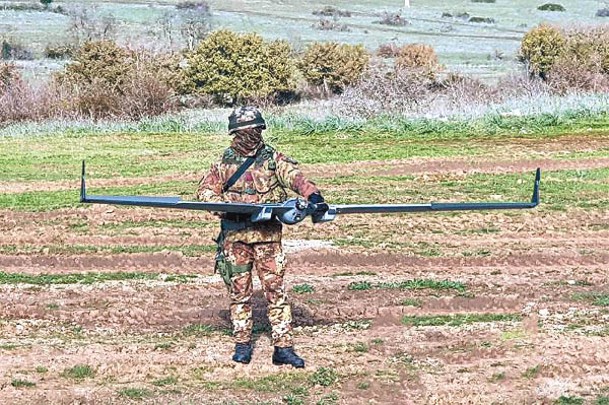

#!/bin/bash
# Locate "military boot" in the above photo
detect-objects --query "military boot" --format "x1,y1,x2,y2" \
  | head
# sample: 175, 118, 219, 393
232, 342, 253, 364
272, 346, 305, 368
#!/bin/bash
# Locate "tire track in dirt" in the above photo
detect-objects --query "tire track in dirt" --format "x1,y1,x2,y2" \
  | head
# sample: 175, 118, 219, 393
1, 251, 608, 272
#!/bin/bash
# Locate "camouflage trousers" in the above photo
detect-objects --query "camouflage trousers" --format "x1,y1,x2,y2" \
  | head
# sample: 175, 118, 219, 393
223, 240, 293, 347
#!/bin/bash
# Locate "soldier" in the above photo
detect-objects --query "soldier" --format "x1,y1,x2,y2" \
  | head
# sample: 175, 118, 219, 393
196, 106, 328, 368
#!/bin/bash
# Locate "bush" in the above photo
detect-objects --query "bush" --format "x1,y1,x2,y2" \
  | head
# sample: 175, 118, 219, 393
520, 24, 566, 77
439, 73, 501, 106
176, 1, 209, 11
313, 6, 352, 17
376, 12, 409, 26
312, 18, 351, 32
0, 63, 45, 124
44, 44, 75, 59
335, 64, 436, 118
185, 30, 296, 104
597, 8, 609, 17
468, 16, 495, 23
546, 27, 609, 93
56, 41, 177, 119
377, 43, 401, 58
396, 44, 440, 71
60, 40, 133, 87
537, 3, 565, 11
0, 62, 20, 95
1, 39, 34, 60
299, 42, 369, 94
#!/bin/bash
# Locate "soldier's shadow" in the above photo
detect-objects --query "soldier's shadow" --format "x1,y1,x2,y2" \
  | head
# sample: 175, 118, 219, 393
218, 290, 328, 345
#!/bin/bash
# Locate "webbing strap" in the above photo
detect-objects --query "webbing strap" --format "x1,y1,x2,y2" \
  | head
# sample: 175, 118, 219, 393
226, 262, 253, 274
222, 148, 262, 193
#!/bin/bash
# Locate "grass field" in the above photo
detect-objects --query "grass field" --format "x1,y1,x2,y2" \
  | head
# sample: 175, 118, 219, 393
2, 116, 609, 403
2, 0, 608, 80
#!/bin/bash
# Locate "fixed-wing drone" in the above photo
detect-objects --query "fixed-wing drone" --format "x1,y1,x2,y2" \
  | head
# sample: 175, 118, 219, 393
80, 161, 541, 224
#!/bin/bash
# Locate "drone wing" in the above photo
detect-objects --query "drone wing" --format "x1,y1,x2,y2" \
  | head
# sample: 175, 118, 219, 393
79, 161, 281, 220
333, 168, 541, 215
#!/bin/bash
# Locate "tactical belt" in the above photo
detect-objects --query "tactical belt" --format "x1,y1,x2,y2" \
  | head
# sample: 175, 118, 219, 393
222, 148, 263, 193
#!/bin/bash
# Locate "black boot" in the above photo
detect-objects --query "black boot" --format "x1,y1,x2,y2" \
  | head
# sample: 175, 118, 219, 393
272, 346, 305, 368
232, 342, 253, 364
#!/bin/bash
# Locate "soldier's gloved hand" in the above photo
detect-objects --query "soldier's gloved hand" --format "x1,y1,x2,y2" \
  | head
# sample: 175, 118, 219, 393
308, 192, 329, 214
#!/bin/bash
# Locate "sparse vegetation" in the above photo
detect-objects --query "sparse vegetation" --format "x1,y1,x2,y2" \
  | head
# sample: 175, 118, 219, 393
0, 271, 197, 285
348, 279, 465, 292
555, 397, 584, 405
118, 387, 152, 399
402, 313, 521, 327
400, 298, 422, 307
309, 367, 338, 387
522, 365, 541, 379
61, 364, 95, 380
182, 324, 224, 336
152, 376, 178, 386
571, 292, 609, 306
292, 284, 315, 294
11, 379, 36, 388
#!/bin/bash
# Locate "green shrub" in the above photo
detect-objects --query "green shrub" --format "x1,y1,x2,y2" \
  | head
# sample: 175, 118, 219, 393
185, 30, 296, 104
537, 3, 565, 12
61, 40, 133, 87
299, 42, 369, 94
520, 24, 566, 77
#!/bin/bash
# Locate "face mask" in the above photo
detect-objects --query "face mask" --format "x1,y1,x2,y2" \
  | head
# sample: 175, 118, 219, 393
231, 127, 263, 156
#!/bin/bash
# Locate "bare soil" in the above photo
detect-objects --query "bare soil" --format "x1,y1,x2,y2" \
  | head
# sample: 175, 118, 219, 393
2, 136, 609, 404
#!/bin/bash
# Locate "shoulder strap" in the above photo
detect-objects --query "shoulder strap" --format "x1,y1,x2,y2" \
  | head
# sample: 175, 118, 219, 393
222, 148, 261, 193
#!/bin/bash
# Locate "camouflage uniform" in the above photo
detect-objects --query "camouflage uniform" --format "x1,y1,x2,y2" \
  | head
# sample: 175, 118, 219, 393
197, 108, 319, 348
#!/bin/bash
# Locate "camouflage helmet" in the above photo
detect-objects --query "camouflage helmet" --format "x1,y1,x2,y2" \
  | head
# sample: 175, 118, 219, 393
228, 106, 267, 134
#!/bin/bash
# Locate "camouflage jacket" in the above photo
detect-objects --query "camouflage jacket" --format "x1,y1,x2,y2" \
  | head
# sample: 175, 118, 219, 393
197, 144, 320, 243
